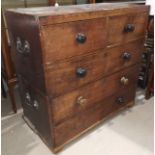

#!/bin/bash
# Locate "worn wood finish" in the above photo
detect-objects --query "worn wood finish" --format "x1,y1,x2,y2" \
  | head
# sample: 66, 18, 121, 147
51, 65, 139, 125
5, 4, 149, 153
46, 40, 143, 97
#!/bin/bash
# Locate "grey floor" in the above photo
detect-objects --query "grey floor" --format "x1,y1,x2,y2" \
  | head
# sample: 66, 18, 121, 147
1, 87, 154, 155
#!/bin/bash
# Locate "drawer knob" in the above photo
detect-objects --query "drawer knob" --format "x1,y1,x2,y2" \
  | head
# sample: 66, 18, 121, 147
77, 96, 87, 106
124, 24, 135, 33
76, 67, 87, 78
123, 52, 131, 60
116, 97, 125, 104
76, 33, 87, 43
120, 76, 129, 85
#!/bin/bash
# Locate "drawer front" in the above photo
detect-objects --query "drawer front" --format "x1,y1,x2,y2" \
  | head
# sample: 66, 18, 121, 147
54, 86, 136, 147
108, 13, 148, 45
51, 65, 139, 125
46, 40, 143, 97
41, 18, 107, 63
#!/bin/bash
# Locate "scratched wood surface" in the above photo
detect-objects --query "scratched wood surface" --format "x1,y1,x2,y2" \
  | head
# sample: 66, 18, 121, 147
5, 4, 149, 153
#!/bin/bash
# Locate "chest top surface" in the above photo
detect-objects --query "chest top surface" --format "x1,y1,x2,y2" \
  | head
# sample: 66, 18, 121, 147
6, 3, 149, 25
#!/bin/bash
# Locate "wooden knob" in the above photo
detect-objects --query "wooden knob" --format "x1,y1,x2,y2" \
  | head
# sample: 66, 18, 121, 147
76, 96, 87, 106
120, 76, 129, 85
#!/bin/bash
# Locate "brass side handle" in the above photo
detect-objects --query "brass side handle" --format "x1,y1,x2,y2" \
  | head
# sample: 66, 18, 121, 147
16, 37, 30, 54
120, 76, 129, 85
16, 37, 23, 53
76, 67, 87, 78
25, 92, 32, 106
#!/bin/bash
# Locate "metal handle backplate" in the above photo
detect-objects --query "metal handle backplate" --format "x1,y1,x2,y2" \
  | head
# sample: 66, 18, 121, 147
16, 37, 30, 54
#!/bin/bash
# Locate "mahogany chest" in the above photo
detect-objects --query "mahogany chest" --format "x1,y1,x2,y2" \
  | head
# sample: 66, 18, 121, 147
6, 3, 149, 153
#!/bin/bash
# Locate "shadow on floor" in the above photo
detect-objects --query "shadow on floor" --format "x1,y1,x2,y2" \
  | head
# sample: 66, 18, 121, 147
1, 86, 22, 117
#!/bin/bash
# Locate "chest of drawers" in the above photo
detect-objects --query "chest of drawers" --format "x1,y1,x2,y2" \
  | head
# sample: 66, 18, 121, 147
6, 3, 149, 153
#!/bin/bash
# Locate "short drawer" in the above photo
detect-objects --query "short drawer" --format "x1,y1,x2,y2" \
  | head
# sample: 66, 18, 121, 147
46, 40, 143, 97
41, 18, 107, 62
54, 86, 136, 147
51, 65, 139, 125
108, 13, 148, 45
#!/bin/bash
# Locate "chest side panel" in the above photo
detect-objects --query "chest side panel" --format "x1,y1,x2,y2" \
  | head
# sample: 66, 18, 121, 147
5, 12, 54, 149
5, 12, 46, 93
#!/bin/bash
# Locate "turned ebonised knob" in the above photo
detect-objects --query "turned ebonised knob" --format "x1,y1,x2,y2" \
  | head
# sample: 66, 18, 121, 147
76, 68, 87, 77
116, 97, 125, 105
123, 52, 131, 60
124, 24, 135, 33
76, 33, 87, 43
23, 40, 30, 53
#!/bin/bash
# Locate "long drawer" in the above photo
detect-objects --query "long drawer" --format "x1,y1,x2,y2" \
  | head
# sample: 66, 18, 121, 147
45, 40, 143, 97
51, 65, 139, 125
41, 18, 107, 63
54, 86, 136, 147
108, 13, 148, 45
